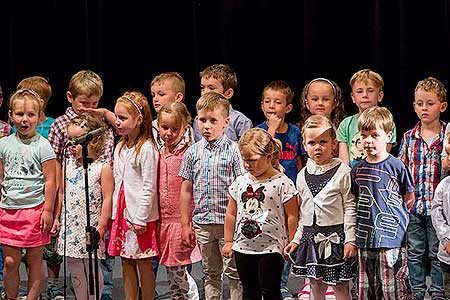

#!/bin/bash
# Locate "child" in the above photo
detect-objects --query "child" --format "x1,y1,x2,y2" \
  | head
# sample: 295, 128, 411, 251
157, 102, 201, 299
337, 69, 397, 167
398, 77, 447, 300
53, 113, 113, 300
351, 106, 414, 299
0, 89, 56, 300
431, 133, 450, 299
108, 91, 159, 300
180, 92, 245, 300
150, 72, 194, 149
48, 70, 115, 300
299, 77, 346, 129
284, 115, 357, 300
256, 80, 305, 298
16, 76, 55, 138
192, 63, 252, 142
222, 128, 299, 299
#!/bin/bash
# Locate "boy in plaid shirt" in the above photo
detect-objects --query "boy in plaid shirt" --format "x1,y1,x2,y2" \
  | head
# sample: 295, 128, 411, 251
398, 77, 447, 300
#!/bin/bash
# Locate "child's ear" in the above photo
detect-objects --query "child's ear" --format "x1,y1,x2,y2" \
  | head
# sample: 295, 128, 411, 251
440, 101, 448, 112
7, 110, 12, 120
377, 90, 384, 103
386, 130, 393, 142
351, 92, 356, 104
224, 116, 230, 128
174, 92, 184, 102
286, 103, 293, 113
66, 91, 74, 103
223, 88, 234, 100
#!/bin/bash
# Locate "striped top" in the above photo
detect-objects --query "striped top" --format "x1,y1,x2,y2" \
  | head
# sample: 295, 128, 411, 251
179, 134, 245, 224
398, 121, 446, 215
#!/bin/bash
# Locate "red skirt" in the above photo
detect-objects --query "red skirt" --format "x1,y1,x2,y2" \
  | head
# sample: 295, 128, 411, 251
108, 184, 159, 259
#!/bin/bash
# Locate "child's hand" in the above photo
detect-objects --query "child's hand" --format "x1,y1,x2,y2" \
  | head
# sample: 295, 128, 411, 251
132, 224, 147, 235
40, 210, 53, 234
283, 242, 298, 260
50, 218, 60, 236
96, 224, 107, 240
343, 243, 357, 258
445, 242, 450, 255
181, 224, 196, 248
222, 242, 233, 258
79, 107, 107, 118
267, 114, 282, 134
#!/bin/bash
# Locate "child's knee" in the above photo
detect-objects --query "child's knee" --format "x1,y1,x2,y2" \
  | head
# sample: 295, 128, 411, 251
3, 255, 20, 270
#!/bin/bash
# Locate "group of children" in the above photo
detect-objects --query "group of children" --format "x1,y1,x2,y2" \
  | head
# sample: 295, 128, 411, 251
0, 65, 449, 300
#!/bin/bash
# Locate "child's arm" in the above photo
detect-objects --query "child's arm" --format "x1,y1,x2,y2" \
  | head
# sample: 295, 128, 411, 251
222, 196, 237, 258
80, 107, 117, 130
97, 164, 114, 239
41, 158, 57, 233
431, 181, 450, 255
180, 179, 196, 248
338, 142, 350, 165
50, 163, 64, 236
342, 172, 357, 258
404, 192, 415, 211
266, 114, 283, 137
283, 195, 299, 259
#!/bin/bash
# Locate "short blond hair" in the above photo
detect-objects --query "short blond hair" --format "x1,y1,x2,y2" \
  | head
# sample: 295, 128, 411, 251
196, 91, 230, 118
200, 64, 237, 91
150, 72, 185, 100
69, 70, 103, 98
302, 115, 336, 140
262, 81, 294, 105
415, 77, 447, 102
358, 106, 394, 133
350, 69, 384, 90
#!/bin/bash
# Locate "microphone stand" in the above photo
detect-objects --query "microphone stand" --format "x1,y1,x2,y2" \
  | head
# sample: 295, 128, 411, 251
81, 140, 101, 300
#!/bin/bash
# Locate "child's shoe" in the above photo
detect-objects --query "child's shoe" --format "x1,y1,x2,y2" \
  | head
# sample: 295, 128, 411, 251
281, 286, 294, 300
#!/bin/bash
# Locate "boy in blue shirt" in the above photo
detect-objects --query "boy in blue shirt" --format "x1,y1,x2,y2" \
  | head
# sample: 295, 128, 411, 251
351, 106, 414, 299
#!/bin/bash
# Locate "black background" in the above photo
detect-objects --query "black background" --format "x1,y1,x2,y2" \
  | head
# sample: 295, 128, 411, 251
2, 0, 450, 154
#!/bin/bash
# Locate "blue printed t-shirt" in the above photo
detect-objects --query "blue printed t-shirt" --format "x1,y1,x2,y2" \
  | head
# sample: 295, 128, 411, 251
256, 122, 305, 183
0, 133, 56, 209
351, 155, 414, 249
337, 114, 397, 167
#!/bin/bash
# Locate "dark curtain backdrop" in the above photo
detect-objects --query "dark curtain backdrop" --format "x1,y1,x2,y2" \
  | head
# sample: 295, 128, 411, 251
2, 0, 450, 153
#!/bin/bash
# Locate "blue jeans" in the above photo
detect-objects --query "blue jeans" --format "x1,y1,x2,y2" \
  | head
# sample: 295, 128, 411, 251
280, 261, 290, 287
101, 233, 115, 300
407, 213, 444, 299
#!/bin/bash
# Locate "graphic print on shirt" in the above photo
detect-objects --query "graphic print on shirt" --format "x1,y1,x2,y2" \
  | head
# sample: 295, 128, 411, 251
280, 142, 298, 161
350, 133, 365, 164
355, 166, 403, 247
3, 150, 39, 193
240, 185, 268, 239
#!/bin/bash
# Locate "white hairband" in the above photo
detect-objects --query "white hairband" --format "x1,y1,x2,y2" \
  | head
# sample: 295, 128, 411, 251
305, 77, 337, 98
122, 95, 143, 115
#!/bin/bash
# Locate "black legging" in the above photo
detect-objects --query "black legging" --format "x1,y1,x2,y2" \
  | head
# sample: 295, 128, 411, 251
234, 251, 285, 300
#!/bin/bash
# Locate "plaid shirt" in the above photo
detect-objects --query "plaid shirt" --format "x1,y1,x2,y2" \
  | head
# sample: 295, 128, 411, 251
179, 134, 245, 224
398, 121, 446, 215
48, 107, 115, 165
0, 120, 11, 138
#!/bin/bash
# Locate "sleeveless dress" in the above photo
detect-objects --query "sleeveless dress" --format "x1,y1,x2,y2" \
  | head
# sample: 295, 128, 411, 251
57, 157, 106, 259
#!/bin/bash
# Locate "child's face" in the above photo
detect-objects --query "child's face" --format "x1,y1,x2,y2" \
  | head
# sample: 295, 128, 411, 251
67, 92, 101, 114
303, 127, 336, 166
158, 112, 186, 149
351, 80, 383, 112
151, 80, 182, 113
66, 124, 89, 158
200, 77, 226, 96
305, 81, 336, 117
114, 102, 142, 137
197, 108, 229, 142
413, 89, 447, 125
241, 153, 272, 178
261, 89, 292, 120
360, 125, 392, 160
9, 99, 40, 139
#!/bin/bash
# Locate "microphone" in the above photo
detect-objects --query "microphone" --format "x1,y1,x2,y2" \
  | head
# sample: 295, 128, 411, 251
68, 127, 104, 146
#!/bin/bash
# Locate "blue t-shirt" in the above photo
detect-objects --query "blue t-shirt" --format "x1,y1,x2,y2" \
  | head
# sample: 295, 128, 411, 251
0, 133, 56, 209
351, 155, 414, 249
256, 122, 305, 183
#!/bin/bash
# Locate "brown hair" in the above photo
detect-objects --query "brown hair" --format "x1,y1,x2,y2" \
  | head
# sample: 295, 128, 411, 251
262, 80, 295, 105
350, 69, 384, 90
17, 76, 52, 110
358, 106, 394, 133
196, 91, 230, 118
68, 70, 103, 99
200, 64, 237, 91
150, 72, 185, 100
68, 113, 106, 160
157, 102, 194, 146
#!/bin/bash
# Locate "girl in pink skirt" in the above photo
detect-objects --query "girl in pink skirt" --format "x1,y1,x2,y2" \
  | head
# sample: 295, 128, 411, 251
0, 89, 56, 300
157, 102, 201, 300
108, 91, 159, 300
